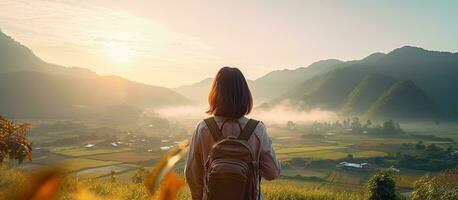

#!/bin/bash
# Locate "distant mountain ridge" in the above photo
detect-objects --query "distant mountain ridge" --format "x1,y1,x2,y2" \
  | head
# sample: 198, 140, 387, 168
176, 46, 458, 121
0, 31, 189, 119
271, 46, 458, 121
3, 29, 457, 121
174, 59, 350, 104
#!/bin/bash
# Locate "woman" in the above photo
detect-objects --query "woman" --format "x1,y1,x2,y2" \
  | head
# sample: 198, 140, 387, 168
184, 67, 280, 200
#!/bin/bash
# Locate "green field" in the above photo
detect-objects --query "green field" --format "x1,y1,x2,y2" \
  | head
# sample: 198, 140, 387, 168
85, 151, 161, 163
57, 158, 121, 172
48, 146, 132, 157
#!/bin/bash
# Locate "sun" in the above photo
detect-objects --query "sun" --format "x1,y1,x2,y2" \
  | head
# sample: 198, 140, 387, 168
104, 43, 135, 62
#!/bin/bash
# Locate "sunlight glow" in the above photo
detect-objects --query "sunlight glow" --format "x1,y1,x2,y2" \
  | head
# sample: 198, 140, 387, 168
104, 43, 135, 62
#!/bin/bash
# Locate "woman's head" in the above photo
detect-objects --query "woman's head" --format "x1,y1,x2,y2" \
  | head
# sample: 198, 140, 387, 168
207, 67, 253, 118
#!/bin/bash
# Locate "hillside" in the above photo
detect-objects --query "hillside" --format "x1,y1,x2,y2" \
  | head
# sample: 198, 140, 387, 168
280, 67, 369, 110
353, 46, 458, 116
0, 31, 189, 119
174, 59, 349, 104
366, 80, 439, 121
273, 46, 458, 120
341, 74, 397, 115
250, 59, 350, 103
173, 78, 213, 104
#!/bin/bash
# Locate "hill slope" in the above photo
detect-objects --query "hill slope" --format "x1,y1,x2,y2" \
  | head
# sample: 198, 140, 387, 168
275, 46, 458, 120
366, 80, 438, 121
174, 59, 349, 104
354, 46, 458, 115
173, 78, 213, 104
0, 31, 189, 118
280, 67, 369, 110
341, 74, 397, 115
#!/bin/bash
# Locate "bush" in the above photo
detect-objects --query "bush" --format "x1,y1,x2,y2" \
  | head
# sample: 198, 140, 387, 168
410, 169, 458, 200
0, 116, 32, 164
367, 169, 398, 200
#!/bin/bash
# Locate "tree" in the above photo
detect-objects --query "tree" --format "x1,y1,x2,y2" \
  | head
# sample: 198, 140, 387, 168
351, 117, 362, 132
415, 141, 426, 151
426, 144, 441, 154
446, 146, 454, 153
110, 170, 117, 183
365, 119, 373, 128
132, 167, 148, 184
346, 154, 354, 161
382, 120, 396, 134
286, 121, 296, 131
0, 116, 32, 164
367, 169, 398, 200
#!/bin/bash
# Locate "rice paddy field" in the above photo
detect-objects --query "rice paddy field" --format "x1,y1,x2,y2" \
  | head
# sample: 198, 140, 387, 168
6, 120, 457, 200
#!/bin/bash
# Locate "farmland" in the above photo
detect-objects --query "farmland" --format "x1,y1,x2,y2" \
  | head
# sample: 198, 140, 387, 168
5, 117, 458, 199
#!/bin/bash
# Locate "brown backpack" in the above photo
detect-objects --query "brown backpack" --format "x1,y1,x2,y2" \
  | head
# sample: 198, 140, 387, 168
203, 117, 261, 200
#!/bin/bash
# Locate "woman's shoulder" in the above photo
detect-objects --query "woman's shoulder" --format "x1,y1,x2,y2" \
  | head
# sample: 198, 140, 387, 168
194, 116, 267, 136
252, 120, 267, 135
195, 119, 208, 133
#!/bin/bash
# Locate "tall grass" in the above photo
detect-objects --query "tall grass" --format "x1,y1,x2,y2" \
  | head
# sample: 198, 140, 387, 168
0, 167, 365, 200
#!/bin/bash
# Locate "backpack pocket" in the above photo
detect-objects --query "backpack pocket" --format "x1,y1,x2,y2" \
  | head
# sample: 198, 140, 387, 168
206, 159, 250, 200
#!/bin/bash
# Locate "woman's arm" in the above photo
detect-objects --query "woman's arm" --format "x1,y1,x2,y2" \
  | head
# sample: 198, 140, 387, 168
184, 122, 205, 200
258, 122, 281, 180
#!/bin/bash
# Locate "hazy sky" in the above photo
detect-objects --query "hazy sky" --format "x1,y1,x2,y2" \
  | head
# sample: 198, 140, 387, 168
1, 0, 457, 87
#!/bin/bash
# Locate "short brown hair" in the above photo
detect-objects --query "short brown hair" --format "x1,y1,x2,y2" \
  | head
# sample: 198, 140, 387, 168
207, 67, 253, 118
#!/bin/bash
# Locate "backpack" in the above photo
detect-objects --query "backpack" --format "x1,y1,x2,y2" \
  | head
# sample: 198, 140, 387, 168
203, 117, 261, 200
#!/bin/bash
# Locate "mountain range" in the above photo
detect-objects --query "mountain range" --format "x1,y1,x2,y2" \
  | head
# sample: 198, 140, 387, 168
177, 46, 458, 121
174, 59, 351, 104
274, 46, 458, 121
1, 30, 457, 121
0, 31, 189, 119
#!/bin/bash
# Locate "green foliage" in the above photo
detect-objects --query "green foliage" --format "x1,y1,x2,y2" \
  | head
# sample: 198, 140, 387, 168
366, 80, 438, 121
132, 167, 149, 184
0, 116, 32, 164
341, 74, 396, 115
110, 170, 117, 183
411, 169, 458, 200
415, 141, 425, 150
347, 154, 354, 161
367, 169, 398, 200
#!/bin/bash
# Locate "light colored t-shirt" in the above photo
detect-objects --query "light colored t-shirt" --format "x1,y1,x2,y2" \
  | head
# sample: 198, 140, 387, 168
184, 116, 281, 200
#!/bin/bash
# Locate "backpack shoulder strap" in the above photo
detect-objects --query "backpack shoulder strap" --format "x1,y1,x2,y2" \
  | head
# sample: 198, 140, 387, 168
204, 117, 223, 142
238, 119, 259, 141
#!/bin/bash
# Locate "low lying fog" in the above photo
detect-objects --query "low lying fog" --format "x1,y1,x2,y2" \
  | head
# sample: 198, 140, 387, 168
154, 102, 338, 125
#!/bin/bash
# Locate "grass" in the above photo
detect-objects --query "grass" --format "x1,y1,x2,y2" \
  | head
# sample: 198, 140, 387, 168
280, 168, 329, 178
85, 151, 160, 163
277, 150, 350, 160
277, 149, 386, 160
261, 180, 364, 200
76, 164, 138, 179
276, 146, 346, 154
327, 170, 367, 186
49, 146, 132, 157
0, 168, 365, 200
57, 158, 121, 172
